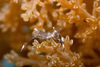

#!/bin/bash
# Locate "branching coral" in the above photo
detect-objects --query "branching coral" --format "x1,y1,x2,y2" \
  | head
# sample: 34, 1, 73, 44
4, 35, 84, 67
0, 0, 21, 32
55, 0, 99, 40
21, 0, 53, 30
1, 0, 100, 67
20, 0, 100, 41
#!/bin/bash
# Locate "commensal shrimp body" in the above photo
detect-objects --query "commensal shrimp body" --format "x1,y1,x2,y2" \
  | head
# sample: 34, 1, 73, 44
21, 27, 65, 51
